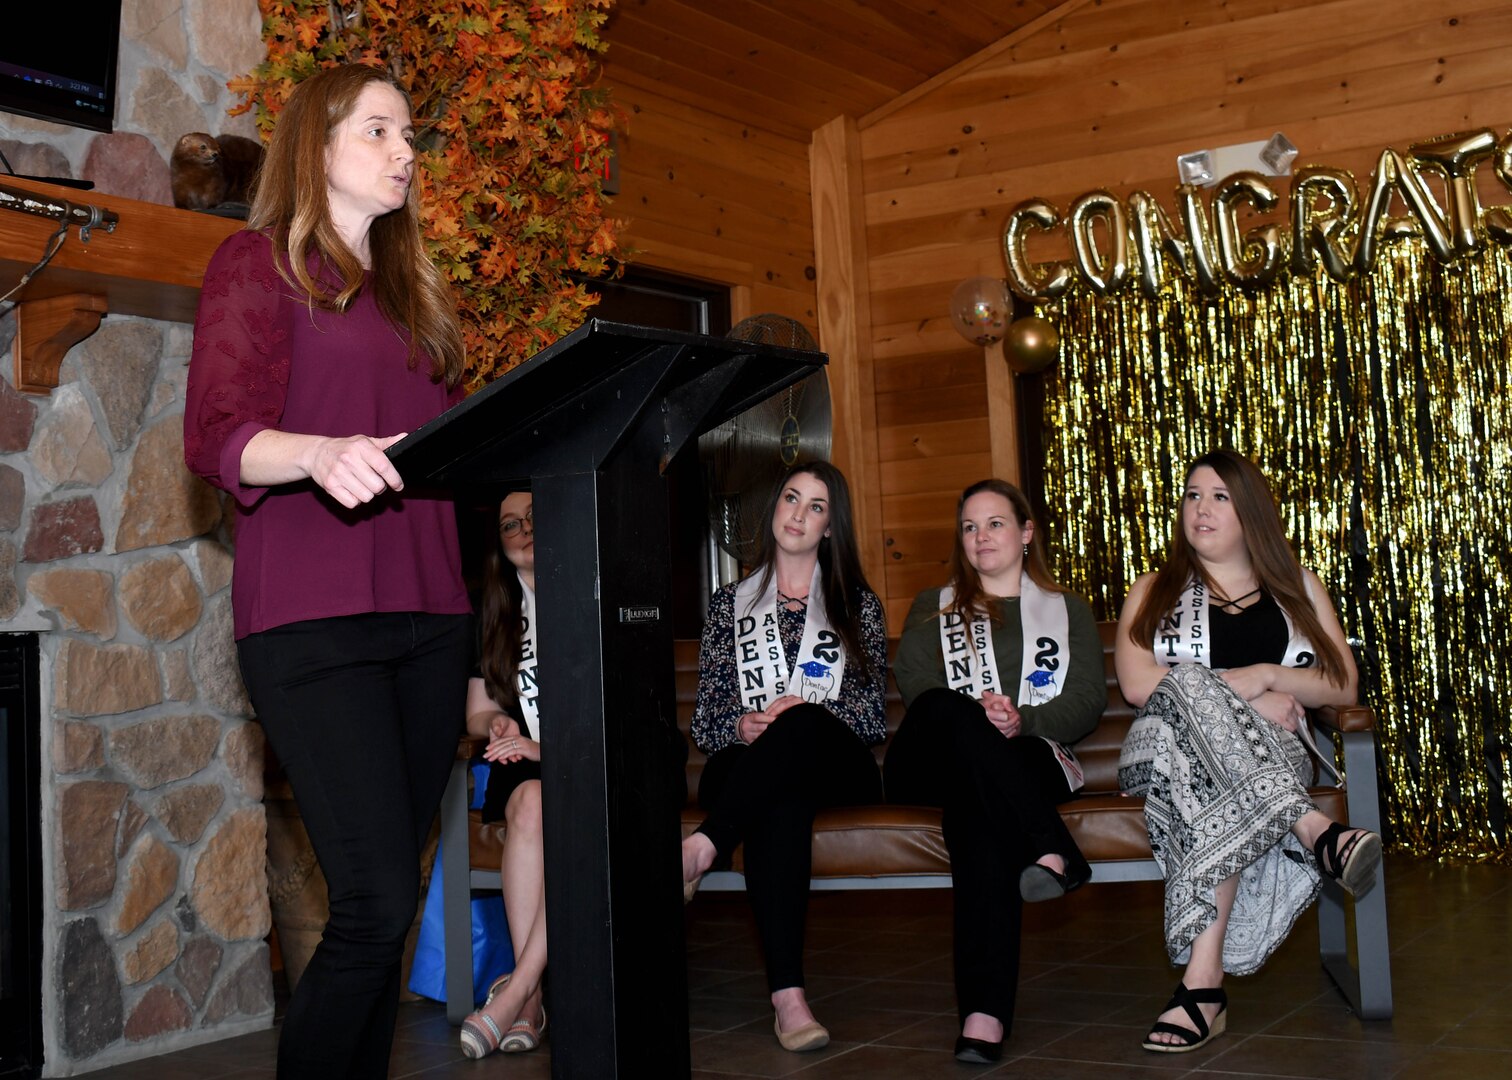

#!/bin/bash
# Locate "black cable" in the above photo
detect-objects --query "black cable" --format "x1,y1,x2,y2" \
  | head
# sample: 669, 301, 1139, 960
0, 220, 69, 312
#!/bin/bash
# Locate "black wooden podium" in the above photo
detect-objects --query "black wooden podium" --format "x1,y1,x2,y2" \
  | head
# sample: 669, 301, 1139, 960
389, 320, 826, 1078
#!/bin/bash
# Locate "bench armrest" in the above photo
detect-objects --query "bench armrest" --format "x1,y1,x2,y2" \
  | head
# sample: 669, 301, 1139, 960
1311, 703, 1375, 734
456, 734, 487, 762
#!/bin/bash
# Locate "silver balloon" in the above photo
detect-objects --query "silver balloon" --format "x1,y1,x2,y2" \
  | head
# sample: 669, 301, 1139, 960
949, 276, 1012, 346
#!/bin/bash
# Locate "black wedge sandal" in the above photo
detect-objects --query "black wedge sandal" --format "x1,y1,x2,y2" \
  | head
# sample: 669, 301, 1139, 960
1312, 821, 1382, 899
1141, 982, 1227, 1053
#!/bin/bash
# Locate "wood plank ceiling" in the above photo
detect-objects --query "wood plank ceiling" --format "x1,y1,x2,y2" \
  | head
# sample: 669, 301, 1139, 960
599, 0, 1066, 140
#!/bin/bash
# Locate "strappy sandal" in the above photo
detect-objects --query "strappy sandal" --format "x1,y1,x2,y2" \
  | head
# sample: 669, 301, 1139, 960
1312, 821, 1382, 899
459, 972, 512, 1059
1141, 982, 1227, 1053
501, 1005, 547, 1053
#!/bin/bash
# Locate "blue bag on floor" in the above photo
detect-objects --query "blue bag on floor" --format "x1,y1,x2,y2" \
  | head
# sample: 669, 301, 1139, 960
407, 762, 514, 1005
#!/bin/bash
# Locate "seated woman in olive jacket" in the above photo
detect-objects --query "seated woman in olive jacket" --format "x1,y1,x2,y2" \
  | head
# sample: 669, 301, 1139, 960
884, 478, 1104, 1063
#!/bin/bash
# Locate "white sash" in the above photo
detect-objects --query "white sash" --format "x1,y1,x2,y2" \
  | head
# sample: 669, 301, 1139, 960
1155, 576, 1336, 780
516, 574, 541, 739
939, 577, 1084, 791
733, 564, 845, 712
1156, 578, 1315, 671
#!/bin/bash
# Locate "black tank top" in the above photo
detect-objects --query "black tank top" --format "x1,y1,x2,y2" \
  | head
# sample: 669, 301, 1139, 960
1209, 591, 1289, 669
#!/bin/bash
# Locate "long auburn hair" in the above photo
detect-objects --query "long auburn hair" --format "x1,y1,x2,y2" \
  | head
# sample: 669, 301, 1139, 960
1126, 450, 1349, 686
247, 64, 464, 387
945, 478, 1065, 623
744, 460, 877, 682
478, 497, 528, 713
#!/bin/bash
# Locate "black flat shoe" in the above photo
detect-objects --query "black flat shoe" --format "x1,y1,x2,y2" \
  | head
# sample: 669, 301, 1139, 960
1018, 857, 1091, 902
954, 1035, 1002, 1063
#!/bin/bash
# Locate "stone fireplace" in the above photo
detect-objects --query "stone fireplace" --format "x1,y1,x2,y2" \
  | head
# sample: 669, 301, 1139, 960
0, 3, 273, 1074
0, 314, 273, 1075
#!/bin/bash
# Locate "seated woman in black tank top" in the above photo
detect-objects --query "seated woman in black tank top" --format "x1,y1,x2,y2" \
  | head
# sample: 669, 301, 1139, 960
1114, 451, 1380, 1055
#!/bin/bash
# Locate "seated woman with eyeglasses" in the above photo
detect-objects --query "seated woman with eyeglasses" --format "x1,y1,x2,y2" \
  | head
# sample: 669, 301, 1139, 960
457, 493, 549, 1059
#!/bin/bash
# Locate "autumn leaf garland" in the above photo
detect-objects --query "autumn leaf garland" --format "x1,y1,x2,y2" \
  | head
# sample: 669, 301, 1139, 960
231, 0, 623, 389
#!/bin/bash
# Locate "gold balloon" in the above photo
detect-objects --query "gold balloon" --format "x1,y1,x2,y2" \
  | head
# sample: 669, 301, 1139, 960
1290, 166, 1357, 282
1479, 129, 1512, 245
1176, 183, 1223, 295
1214, 172, 1285, 290
1068, 191, 1132, 297
1128, 190, 1192, 299
1003, 199, 1074, 302
1410, 129, 1496, 255
1004, 315, 1060, 374
1353, 147, 1455, 274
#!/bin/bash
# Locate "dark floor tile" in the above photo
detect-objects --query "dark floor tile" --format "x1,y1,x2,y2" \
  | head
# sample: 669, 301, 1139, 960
781, 1043, 996, 1079
988, 1058, 1170, 1078
690, 1029, 852, 1077
691, 994, 773, 1032
1032, 1022, 1223, 1073
1390, 1045, 1512, 1079
1255, 999, 1444, 1046
1202, 1031, 1428, 1078
812, 976, 959, 1014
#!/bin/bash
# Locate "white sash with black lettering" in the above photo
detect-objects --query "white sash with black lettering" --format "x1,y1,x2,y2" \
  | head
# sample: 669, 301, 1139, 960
939, 577, 1083, 791
1156, 578, 1315, 671
734, 564, 845, 712
516, 573, 541, 739
1155, 576, 1335, 779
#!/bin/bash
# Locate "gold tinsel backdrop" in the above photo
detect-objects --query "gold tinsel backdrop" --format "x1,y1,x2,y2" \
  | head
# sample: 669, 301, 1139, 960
1037, 236, 1512, 861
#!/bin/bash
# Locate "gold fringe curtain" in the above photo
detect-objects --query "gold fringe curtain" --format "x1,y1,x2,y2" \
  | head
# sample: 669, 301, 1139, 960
1039, 236, 1512, 860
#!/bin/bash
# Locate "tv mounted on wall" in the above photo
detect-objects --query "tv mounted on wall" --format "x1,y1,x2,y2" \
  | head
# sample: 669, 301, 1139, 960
0, 2, 122, 133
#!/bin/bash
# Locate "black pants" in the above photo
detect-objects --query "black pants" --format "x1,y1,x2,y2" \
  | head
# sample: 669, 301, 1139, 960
239, 612, 472, 1080
884, 688, 1084, 1031
697, 703, 882, 993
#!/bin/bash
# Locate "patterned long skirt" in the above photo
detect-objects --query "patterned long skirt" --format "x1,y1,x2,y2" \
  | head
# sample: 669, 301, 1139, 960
1118, 663, 1320, 975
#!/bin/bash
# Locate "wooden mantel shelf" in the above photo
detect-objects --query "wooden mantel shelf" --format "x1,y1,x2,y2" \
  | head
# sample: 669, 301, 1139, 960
1, 176, 242, 393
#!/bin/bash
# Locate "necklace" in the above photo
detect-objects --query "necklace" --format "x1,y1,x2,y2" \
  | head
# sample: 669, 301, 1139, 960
776, 588, 809, 608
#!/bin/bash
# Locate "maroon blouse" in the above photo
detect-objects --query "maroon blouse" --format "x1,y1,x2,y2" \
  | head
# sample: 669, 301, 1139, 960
185, 230, 470, 639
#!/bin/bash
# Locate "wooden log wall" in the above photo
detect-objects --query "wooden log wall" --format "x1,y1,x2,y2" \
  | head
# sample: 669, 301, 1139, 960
600, 72, 819, 330
856, 0, 1512, 628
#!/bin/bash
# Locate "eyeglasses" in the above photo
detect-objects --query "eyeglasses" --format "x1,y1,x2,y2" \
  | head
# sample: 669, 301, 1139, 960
500, 510, 533, 538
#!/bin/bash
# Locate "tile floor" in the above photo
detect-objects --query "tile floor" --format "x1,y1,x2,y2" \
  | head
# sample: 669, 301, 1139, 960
81, 854, 1512, 1078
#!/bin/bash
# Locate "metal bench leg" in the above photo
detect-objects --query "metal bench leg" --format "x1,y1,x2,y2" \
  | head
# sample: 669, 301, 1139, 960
1317, 729, 1393, 1019
440, 757, 475, 1024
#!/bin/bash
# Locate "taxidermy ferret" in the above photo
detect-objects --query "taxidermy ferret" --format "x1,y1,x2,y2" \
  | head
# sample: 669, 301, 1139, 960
171, 132, 265, 210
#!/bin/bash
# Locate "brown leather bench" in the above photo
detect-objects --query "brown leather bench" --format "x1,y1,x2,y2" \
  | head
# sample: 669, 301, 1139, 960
438, 623, 1392, 1021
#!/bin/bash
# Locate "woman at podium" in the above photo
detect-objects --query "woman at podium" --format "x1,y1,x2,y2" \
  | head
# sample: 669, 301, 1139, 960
184, 65, 472, 1078
457, 492, 551, 1059
681, 461, 888, 1052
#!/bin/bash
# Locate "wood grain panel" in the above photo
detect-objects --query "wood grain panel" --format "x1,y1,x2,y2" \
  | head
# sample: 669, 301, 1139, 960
880, 452, 993, 496
600, 0, 1045, 138
878, 418, 990, 462
884, 525, 956, 566
876, 382, 989, 429
873, 349, 986, 396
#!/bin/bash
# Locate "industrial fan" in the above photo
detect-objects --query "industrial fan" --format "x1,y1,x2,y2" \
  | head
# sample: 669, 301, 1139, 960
699, 314, 832, 577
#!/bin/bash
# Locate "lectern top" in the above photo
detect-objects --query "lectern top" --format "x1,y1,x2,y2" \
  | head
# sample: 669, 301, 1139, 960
387, 319, 826, 492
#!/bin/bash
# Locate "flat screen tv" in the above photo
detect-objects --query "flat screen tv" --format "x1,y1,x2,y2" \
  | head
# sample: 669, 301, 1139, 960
0, 2, 122, 133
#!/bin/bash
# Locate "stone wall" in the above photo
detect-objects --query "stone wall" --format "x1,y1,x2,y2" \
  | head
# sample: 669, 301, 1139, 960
0, 2, 273, 1075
